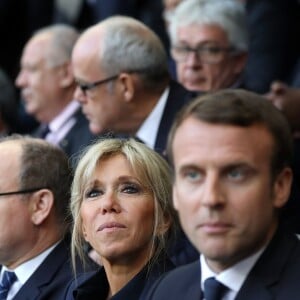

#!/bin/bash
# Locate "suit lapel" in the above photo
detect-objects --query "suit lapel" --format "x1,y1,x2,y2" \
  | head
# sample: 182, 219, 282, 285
154, 80, 193, 154
184, 261, 202, 300
236, 228, 298, 300
235, 278, 272, 300
13, 238, 70, 300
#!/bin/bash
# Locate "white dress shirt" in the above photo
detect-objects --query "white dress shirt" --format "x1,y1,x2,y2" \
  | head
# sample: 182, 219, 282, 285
44, 100, 80, 146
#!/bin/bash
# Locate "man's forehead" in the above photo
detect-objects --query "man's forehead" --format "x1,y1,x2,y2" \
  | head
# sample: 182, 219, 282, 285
176, 23, 229, 45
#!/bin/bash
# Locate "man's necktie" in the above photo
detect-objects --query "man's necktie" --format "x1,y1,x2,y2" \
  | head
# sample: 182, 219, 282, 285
0, 271, 17, 300
204, 277, 228, 300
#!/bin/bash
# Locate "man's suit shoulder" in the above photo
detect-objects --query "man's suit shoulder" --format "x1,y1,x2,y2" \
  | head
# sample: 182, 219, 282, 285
144, 260, 200, 300
235, 230, 300, 300
146, 231, 300, 300
12, 238, 75, 300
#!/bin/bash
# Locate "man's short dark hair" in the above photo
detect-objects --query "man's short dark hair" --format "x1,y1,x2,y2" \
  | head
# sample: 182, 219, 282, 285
167, 89, 293, 180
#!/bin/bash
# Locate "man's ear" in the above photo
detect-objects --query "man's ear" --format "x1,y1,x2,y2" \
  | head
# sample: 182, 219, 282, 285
233, 52, 248, 75
30, 189, 54, 225
59, 61, 74, 88
119, 72, 135, 102
273, 167, 293, 208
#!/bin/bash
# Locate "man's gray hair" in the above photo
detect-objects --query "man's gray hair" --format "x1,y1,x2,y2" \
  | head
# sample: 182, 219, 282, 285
169, 0, 248, 52
98, 16, 169, 90
34, 24, 79, 67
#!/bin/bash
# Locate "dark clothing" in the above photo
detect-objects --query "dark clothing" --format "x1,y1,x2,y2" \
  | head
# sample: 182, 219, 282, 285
154, 80, 194, 156
145, 228, 300, 299
64, 255, 175, 300
33, 108, 96, 163
280, 138, 300, 233
53, 0, 168, 50
244, 0, 300, 93
1, 237, 74, 300
57, 109, 96, 162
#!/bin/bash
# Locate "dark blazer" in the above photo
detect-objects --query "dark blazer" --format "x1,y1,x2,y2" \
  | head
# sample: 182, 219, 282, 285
1, 237, 74, 300
64, 255, 175, 300
58, 108, 97, 162
154, 80, 194, 155
34, 108, 96, 162
244, 0, 300, 93
145, 228, 300, 300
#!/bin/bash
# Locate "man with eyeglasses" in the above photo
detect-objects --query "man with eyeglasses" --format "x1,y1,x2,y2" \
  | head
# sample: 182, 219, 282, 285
72, 15, 194, 158
0, 135, 79, 300
15, 24, 96, 162
169, 0, 248, 93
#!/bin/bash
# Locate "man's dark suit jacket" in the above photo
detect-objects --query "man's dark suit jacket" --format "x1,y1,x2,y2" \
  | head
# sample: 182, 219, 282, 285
145, 228, 300, 300
0, 238, 74, 300
153, 80, 195, 156
58, 108, 96, 162
34, 108, 96, 162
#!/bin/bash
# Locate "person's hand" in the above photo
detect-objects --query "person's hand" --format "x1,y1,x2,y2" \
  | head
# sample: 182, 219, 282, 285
265, 81, 300, 135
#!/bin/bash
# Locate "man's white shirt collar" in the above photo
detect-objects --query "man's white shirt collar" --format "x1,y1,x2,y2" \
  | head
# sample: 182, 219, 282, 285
1, 242, 59, 300
45, 100, 80, 146
200, 245, 266, 300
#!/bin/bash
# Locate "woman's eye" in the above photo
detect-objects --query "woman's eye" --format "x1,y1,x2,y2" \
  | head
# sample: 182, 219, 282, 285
122, 184, 140, 194
85, 188, 102, 198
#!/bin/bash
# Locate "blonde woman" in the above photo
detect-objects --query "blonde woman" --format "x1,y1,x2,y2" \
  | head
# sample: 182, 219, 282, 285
65, 138, 176, 299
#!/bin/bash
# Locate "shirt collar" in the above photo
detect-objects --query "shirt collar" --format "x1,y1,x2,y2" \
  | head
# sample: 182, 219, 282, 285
48, 101, 80, 133
1, 242, 59, 284
201, 245, 266, 293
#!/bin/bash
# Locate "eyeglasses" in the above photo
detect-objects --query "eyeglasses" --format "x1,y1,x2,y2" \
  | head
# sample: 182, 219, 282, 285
0, 187, 48, 197
76, 75, 119, 95
171, 45, 235, 64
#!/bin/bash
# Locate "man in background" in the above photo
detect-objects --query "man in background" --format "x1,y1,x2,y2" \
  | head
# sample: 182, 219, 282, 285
16, 24, 96, 160
169, 0, 248, 93
72, 15, 192, 156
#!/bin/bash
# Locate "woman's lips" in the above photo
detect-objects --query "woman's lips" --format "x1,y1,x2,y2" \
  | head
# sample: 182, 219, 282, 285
98, 222, 126, 232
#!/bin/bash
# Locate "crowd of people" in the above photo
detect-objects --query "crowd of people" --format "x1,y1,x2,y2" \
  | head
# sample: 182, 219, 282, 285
0, 0, 299, 299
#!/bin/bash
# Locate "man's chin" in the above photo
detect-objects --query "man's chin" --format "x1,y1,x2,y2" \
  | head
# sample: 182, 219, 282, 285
184, 80, 207, 92
89, 123, 103, 135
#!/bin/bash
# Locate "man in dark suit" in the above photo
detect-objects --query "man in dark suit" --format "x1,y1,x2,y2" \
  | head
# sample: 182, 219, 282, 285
72, 15, 193, 157
0, 136, 74, 300
145, 89, 298, 300
71, 15, 198, 266
15, 24, 96, 160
